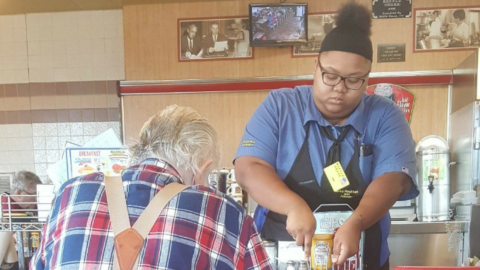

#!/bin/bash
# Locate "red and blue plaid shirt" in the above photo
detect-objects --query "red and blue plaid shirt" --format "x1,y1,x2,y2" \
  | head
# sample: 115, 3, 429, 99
31, 158, 272, 270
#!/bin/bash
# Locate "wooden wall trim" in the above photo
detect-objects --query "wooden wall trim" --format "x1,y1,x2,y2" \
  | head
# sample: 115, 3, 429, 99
120, 70, 453, 95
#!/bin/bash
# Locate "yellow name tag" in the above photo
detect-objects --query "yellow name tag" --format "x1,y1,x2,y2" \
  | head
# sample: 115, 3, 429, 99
323, 161, 350, 192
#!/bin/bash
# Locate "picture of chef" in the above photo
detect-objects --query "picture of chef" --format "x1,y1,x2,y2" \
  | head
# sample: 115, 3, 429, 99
414, 7, 480, 51
293, 13, 335, 56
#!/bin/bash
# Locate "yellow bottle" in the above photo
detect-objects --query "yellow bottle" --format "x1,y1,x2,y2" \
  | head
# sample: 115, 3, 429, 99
311, 234, 333, 270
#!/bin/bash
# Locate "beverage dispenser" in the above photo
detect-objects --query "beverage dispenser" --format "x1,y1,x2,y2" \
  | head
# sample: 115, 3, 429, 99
416, 135, 451, 221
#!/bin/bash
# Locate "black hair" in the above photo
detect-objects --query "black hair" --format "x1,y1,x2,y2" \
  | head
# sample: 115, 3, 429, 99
453, 9, 466, 21
319, 1, 373, 61
335, 1, 372, 36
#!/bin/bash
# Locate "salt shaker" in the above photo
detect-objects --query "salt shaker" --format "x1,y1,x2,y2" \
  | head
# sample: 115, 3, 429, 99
298, 260, 308, 270
286, 260, 296, 270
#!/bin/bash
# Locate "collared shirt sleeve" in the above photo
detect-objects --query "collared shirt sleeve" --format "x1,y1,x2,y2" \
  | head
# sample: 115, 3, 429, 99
30, 191, 61, 270
234, 92, 279, 167
371, 105, 419, 200
242, 216, 273, 270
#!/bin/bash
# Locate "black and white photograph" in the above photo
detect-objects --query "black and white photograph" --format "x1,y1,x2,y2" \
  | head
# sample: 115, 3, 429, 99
414, 6, 480, 52
293, 13, 335, 56
178, 17, 252, 61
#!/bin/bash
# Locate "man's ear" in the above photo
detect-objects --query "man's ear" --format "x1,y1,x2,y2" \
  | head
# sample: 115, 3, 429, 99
193, 159, 214, 185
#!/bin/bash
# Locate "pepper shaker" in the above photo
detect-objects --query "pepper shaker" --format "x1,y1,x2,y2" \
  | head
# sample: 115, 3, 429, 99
298, 260, 308, 270
286, 260, 296, 270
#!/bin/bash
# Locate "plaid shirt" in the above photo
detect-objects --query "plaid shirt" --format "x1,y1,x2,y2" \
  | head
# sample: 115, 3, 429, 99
31, 158, 272, 270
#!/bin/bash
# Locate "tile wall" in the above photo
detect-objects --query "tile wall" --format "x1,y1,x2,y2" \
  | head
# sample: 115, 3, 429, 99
0, 10, 124, 84
26, 10, 124, 82
0, 15, 29, 84
0, 81, 121, 181
0, 122, 120, 181
0, 10, 124, 183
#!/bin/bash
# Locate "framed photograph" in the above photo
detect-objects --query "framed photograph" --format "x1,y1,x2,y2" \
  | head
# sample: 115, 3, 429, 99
414, 6, 480, 52
292, 12, 335, 57
178, 17, 253, 61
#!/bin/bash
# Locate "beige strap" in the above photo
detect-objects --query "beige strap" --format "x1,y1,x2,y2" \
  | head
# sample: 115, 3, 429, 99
132, 182, 188, 237
105, 176, 188, 270
105, 176, 130, 235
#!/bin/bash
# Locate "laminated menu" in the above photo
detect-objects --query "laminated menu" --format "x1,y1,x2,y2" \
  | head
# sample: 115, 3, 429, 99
66, 148, 128, 179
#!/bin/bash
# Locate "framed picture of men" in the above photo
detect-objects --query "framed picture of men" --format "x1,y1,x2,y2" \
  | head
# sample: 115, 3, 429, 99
292, 12, 335, 57
414, 6, 480, 52
178, 17, 253, 61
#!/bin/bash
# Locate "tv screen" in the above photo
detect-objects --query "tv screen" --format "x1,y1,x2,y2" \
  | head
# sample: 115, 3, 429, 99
249, 3, 308, 47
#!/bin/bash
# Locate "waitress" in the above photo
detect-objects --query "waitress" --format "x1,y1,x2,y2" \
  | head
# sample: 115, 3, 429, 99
234, 2, 419, 270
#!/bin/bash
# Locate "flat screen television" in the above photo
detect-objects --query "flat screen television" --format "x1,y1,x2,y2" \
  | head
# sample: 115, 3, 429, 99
249, 3, 308, 47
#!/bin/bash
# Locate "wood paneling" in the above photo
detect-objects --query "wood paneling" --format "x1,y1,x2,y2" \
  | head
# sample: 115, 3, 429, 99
122, 91, 269, 168
122, 85, 448, 168
407, 85, 449, 142
123, 0, 480, 81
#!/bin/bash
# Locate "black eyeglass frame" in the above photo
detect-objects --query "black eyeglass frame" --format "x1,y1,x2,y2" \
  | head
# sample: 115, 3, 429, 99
317, 58, 370, 90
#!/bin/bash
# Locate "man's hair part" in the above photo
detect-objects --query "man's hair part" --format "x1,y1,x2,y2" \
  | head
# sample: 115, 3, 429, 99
128, 105, 221, 174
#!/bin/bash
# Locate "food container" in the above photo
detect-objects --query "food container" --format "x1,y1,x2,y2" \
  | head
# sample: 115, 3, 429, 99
311, 204, 363, 270
263, 240, 277, 268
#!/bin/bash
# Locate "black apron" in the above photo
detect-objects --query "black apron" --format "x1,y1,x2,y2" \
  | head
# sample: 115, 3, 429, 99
261, 123, 383, 270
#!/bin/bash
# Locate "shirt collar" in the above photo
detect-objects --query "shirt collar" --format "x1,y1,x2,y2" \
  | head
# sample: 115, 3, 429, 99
303, 89, 367, 134
122, 158, 184, 187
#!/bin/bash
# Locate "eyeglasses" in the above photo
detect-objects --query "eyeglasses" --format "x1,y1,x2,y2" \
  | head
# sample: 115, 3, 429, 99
21, 189, 36, 195
317, 59, 370, 90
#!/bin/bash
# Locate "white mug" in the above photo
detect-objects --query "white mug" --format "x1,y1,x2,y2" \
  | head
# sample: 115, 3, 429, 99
227, 169, 235, 181
227, 183, 242, 196
231, 194, 243, 206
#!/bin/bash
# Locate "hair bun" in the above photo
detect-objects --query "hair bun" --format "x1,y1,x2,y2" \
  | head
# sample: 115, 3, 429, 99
335, 1, 372, 36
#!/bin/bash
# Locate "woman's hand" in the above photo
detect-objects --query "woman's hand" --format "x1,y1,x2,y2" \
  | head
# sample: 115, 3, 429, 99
286, 201, 316, 259
331, 215, 363, 266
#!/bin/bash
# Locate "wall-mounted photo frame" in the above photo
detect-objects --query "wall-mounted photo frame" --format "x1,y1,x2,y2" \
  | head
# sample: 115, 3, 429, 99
178, 17, 253, 61
292, 12, 335, 57
414, 6, 480, 52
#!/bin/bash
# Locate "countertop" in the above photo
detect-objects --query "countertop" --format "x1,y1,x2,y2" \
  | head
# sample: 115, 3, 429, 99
390, 220, 469, 234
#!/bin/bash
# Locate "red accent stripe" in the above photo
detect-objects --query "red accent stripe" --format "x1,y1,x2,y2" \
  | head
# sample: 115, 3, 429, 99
120, 75, 452, 94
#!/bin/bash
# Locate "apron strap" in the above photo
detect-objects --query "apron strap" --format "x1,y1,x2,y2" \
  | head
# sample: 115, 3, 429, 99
105, 176, 188, 270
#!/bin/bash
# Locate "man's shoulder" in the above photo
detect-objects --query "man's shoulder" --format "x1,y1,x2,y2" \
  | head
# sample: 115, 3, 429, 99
362, 93, 399, 112
180, 185, 247, 216
59, 172, 105, 191
268, 85, 312, 108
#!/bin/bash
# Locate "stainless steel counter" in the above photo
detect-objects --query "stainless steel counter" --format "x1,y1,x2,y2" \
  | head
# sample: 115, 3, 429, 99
388, 220, 469, 268
391, 220, 469, 234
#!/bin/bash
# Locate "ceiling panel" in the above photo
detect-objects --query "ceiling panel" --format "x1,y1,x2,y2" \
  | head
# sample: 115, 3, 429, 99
0, 0, 80, 15
71, 0, 122, 10
0, 0, 235, 15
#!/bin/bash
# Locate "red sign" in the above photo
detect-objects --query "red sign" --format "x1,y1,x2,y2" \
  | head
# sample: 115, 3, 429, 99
365, 84, 415, 124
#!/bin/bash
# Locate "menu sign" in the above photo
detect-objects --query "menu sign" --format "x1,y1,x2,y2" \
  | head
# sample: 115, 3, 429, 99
365, 84, 415, 124
372, 0, 412, 19
377, 44, 405, 63
66, 148, 129, 179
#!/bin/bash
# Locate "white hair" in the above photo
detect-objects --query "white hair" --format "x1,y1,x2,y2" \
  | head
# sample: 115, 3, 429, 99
11, 170, 42, 193
129, 105, 221, 174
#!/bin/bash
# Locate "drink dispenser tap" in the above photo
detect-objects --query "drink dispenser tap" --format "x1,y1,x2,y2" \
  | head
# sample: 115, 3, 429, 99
428, 175, 435, 194
415, 135, 450, 222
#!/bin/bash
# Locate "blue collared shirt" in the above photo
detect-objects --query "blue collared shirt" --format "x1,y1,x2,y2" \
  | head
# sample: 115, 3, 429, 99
234, 85, 419, 266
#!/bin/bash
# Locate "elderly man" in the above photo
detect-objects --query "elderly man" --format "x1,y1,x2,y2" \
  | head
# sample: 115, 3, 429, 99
31, 105, 272, 270
0, 171, 41, 270
180, 23, 203, 59
1, 170, 42, 212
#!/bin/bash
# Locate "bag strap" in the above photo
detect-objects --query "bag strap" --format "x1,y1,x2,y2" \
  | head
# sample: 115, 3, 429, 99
104, 176, 188, 270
